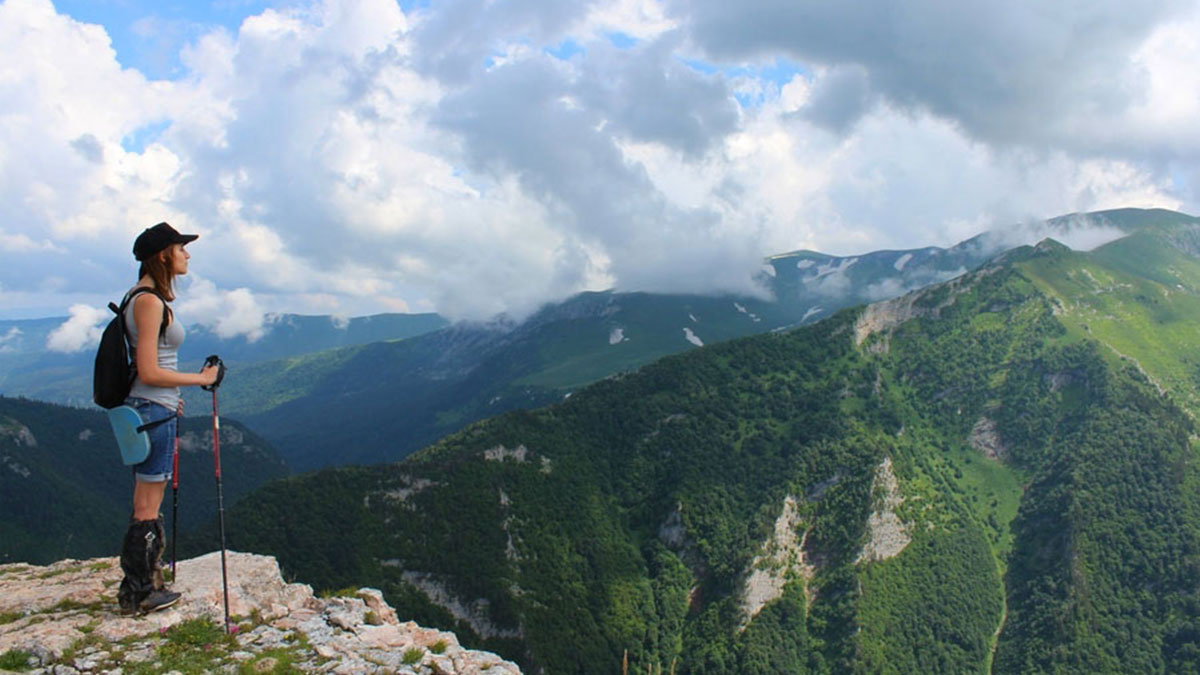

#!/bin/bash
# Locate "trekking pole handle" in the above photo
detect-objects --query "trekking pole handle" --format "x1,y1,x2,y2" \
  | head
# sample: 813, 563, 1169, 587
201, 355, 226, 391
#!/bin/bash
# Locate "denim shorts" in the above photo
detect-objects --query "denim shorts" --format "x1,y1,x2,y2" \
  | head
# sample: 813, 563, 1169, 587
127, 397, 176, 483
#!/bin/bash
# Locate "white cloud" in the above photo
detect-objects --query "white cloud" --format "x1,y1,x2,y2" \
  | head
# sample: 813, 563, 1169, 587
0, 229, 62, 253
678, 0, 1200, 154
0, 326, 21, 353
862, 268, 966, 303
1, 0, 1197, 326
983, 215, 1130, 253
45, 304, 109, 353
575, 0, 676, 41
177, 277, 268, 341
0, 0, 190, 292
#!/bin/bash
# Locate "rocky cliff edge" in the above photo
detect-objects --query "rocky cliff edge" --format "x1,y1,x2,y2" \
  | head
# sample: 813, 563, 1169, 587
0, 551, 520, 674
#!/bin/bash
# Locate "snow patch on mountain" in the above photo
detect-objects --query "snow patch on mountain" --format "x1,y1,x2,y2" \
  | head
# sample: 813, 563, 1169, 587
734, 302, 761, 322
797, 257, 861, 296
809, 257, 858, 281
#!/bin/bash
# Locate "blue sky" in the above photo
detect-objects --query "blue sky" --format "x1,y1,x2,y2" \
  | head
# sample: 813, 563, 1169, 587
51, 1, 273, 79
2, 0, 1198, 340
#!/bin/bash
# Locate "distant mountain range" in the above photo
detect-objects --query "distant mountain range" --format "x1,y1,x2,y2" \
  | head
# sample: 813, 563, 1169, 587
4, 209, 1193, 474
0, 312, 448, 407
218, 208, 1196, 471
223, 208, 1200, 673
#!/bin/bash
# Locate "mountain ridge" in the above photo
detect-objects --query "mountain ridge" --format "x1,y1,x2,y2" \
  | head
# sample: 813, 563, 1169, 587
0, 312, 449, 407
226, 208, 1198, 471
222, 222, 1200, 673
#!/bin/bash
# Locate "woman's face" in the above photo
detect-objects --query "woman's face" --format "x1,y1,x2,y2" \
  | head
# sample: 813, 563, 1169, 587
168, 244, 190, 276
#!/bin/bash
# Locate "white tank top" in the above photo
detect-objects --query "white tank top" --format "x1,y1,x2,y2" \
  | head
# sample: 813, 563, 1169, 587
123, 287, 184, 411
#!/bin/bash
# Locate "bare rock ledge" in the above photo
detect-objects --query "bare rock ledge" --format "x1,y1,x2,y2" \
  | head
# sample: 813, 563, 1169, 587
0, 551, 521, 674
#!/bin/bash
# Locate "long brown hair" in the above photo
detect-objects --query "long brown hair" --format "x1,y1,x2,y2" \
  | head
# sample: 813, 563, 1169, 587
137, 246, 178, 302
137, 247, 177, 335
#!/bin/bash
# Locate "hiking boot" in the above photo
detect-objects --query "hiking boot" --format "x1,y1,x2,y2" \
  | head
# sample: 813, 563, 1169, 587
138, 589, 181, 614
117, 518, 160, 615
118, 587, 139, 616
151, 516, 168, 591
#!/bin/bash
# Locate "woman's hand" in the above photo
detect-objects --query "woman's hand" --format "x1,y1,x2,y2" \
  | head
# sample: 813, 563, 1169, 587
201, 364, 221, 386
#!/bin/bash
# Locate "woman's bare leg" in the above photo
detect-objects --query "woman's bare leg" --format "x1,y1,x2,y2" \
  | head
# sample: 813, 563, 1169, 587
132, 480, 167, 521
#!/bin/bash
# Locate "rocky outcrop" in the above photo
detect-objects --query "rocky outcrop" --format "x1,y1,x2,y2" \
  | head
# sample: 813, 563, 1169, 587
969, 416, 1009, 461
1165, 223, 1200, 259
0, 418, 37, 447
853, 273, 979, 347
856, 457, 911, 563
854, 293, 929, 348
483, 445, 530, 463
483, 445, 552, 474
0, 552, 521, 674
398, 572, 524, 642
738, 495, 814, 630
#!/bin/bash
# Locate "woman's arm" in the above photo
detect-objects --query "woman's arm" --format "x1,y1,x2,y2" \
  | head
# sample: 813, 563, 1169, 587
133, 292, 219, 388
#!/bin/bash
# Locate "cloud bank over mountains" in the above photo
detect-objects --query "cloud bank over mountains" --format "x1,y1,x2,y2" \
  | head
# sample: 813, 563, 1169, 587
1, 0, 1197, 333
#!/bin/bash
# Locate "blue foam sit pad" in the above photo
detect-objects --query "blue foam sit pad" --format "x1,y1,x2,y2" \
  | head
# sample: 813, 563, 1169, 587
108, 405, 151, 466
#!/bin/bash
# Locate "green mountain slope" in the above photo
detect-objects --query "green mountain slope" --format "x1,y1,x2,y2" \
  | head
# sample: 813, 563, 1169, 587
224, 228, 1200, 673
1016, 213, 1200, 416
216, 229, 1020, 471
214, 208, 1198, 472
0, 396, 288, 565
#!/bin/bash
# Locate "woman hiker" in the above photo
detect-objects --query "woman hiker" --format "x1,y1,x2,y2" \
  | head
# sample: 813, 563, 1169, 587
118, 222, 220, 615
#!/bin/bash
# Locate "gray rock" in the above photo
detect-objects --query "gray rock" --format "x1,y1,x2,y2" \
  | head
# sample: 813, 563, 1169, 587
0, 552, 523, 674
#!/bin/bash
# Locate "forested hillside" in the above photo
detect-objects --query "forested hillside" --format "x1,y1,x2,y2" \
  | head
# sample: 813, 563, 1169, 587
223, 224, 1200, 673
0, 397, 288, 565
207, 208, 1198, 472
211, 214, 1049, 471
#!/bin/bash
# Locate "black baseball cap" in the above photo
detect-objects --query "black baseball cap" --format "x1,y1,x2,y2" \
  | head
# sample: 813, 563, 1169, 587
133, 222, 199, 261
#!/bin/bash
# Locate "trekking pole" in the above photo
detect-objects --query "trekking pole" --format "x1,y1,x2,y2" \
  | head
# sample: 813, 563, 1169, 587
171, 420, 180, 580
201, 355, 229, 632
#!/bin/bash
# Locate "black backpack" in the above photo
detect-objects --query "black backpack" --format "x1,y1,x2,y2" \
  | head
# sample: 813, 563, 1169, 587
93, 287, 168, 409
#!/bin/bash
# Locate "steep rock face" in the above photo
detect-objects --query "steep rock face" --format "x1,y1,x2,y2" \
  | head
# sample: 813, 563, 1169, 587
856, 457, 911, 563
969, 416, 1009, 461
0, 552, 520, 674
853, 272, 981, 348
738, 494, 814, 629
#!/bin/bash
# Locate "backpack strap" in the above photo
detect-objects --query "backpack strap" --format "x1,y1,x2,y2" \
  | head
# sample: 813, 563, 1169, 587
136, 414, 177, 434
121, 287, 170, 340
